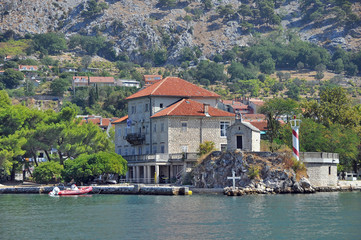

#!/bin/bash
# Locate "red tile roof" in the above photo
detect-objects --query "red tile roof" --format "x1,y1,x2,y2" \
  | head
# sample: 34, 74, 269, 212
89, 77, 115, 83
113, 115, 128, 124
151, 99, 235, 118
248, 120, 268, 131
19, 65, 39, 71
126, 77, 220, 100
242, 114, 266, 120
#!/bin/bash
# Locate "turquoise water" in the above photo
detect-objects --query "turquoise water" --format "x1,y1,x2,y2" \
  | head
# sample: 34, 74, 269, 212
0, 192, 360, 240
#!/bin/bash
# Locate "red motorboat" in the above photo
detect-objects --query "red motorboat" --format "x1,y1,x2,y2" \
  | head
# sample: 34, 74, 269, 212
49, 185, 93, 196
58, 186, 93, 196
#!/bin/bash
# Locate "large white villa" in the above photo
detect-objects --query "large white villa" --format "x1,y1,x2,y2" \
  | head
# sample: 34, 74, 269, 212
114, 77, 235, 183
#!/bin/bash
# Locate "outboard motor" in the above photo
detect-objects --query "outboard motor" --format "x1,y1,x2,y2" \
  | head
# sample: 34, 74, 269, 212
49, 186, 60, 196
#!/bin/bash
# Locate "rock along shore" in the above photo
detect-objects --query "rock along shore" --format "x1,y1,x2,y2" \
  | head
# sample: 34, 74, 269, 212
0, 184, 191, 196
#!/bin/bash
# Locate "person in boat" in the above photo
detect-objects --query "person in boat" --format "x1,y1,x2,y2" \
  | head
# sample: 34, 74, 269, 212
71, 184, 79, 190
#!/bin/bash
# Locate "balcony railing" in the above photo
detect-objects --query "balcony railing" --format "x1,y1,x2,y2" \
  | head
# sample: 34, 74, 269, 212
124, 152, 198, 163
124, 133, 145, 145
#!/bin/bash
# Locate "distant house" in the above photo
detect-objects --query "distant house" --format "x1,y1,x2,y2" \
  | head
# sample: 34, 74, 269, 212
143, 75, 162, 87
18, 65, 39, 72
60, 67, 78, 73
219, 99, 250, 114
73, 76, 89, 88
240, 97, 264, 114
77, 115, 119, 136
89, 76, 115, 87
117, 79, 140, 88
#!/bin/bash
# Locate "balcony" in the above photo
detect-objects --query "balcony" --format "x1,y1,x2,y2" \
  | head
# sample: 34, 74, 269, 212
124, 133, 145, 145
124, 152, 198, 163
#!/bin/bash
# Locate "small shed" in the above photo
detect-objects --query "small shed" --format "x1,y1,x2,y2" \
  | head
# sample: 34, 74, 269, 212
227, 118, 261, 152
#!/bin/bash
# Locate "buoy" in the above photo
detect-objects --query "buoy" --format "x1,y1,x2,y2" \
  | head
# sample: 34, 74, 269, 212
188, 190, 192, 195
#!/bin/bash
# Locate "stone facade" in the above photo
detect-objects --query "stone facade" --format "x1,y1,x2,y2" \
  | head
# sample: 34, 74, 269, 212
226, 119, 260, 152
300, 152, 339, 187
114, 77, 235, 183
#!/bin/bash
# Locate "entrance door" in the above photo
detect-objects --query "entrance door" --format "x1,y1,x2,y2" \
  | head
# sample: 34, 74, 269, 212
236, 135, 243, 149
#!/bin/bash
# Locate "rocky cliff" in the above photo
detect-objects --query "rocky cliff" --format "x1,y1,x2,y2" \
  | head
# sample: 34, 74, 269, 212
192, 151, 315, 194
1, 0, 361, 63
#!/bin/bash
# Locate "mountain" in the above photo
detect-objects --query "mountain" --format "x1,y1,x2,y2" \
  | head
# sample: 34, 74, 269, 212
1, 0, 361, 64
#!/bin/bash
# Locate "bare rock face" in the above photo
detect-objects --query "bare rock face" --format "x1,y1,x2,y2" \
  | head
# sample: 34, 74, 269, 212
1, 0, 360, 62
192, 151, 316, 194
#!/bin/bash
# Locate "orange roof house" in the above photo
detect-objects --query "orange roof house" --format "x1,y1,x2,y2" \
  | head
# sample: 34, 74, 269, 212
143, 75, 162, 87
19, 65, 39, 71
115, 77, 236, 184
89, 77, 115, 86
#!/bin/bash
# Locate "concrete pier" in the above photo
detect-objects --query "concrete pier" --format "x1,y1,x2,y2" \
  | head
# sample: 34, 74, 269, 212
0, 184, 190, 195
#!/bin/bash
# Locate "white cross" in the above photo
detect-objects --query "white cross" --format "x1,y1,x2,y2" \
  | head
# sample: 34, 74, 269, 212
227, 170, 241, 190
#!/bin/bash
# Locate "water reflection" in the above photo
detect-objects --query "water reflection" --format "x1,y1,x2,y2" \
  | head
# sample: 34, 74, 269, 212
0, 192, 361, 240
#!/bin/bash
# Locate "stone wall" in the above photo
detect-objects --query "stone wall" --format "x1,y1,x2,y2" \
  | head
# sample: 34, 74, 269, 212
168, 116, 234, 153
304, 163, 338, 187
300, 152, 339, 187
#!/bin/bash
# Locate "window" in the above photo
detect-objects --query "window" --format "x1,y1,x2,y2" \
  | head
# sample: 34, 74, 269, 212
220, 121, 230, 137
181, 122, 187, 132
117, 128, 121, 137
145, 103, 149, 112
160, 145, 165, 153
161, 123, 164, 132
160, 103, 163, 108
181, 145, 188, 153
138, 147, 142, 155
154, 123, 157, 132
221, 144, 227, 152
329, 166, 331, 175
146, 146, 150, 154
131, 106, 136, 114
118, 149, 122, 155
124, 148, 128, 156
153, 146, 157, 154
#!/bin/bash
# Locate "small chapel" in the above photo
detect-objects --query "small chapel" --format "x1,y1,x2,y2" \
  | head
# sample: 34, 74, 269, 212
226, 114, 261, 152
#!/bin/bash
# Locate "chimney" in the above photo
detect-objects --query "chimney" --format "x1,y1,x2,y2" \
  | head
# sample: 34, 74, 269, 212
204, 103, 210, 116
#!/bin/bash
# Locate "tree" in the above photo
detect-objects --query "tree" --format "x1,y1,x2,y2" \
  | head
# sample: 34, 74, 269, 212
50, 78, 69, 96
158, 0, 177, 8
33, 161, 63, 183
260, 98, 298, 151
31, 33, 67, 55
82, 0, 108, 18
62, 152, 127, 183
217, 4, 235, 19
202, 0, 213, 10
0, 69, 24, 89
81, 55, 92, 69
302, 86, 360, 128
260, 58, 275, 74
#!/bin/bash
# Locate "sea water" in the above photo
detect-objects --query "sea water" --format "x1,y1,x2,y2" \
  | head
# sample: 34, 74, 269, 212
0, 192, 360, 240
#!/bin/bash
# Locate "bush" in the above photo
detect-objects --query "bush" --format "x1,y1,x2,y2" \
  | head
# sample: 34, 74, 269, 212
33, 161, 63, 184
62, 152, 127, 184
198, 141, 215, 156
247, 165, 260, 179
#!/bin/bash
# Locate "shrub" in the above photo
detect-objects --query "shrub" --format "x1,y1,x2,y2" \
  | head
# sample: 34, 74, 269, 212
33, 161, 63, 184
198, 141, 216, 156
247, 165, 260, 179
